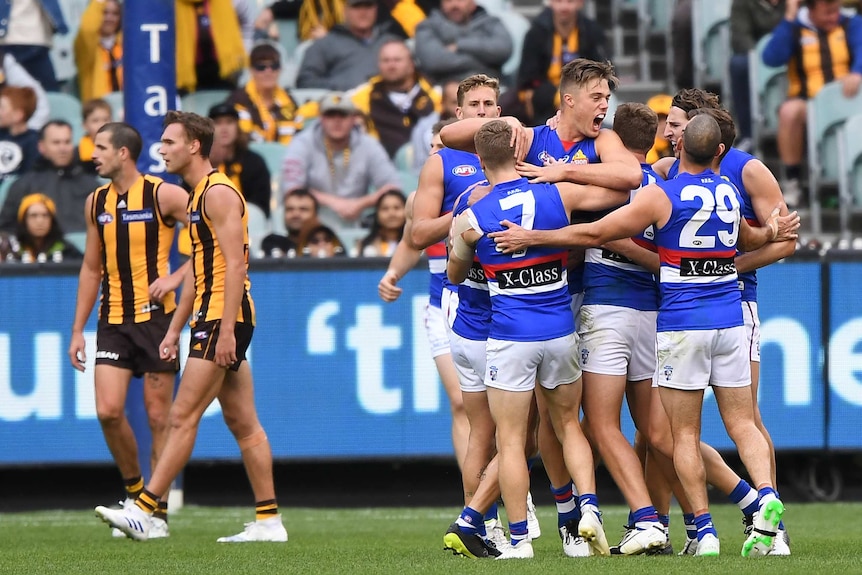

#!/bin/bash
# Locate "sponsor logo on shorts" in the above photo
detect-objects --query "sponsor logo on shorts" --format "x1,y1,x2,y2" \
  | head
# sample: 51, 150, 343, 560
496, 261, 560, 290
580, 347, 589, 365
663, 364, 673, 381
97, 212, 113, 224
193, 330, 208, 340
95, 350, 120, 360
680, 257, 736, 277
141, 302, 161, 313
120, 208, 155, 223
452, 164, 477, 177
489, 365, 498, 381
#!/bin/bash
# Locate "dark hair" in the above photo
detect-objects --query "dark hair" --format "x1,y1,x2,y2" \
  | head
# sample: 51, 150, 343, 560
15, 203, 66, 260
559, 59, 618, 96
612, 103, 658, 155
359, 190, 406, 253
163, 110, 214, 158
1, 86, 37, 123
97, 122, 143, 161
682, 114, 722, 165
431, 118, 457, 136
474, 119, 514, 170
82, 98, 113, 121
285, 187, 319, 214
686, 107, 736, 161
39, 120, 73, 141
250, 42, 281, 65
298, 224, 345, 256
671, 88, 721, 114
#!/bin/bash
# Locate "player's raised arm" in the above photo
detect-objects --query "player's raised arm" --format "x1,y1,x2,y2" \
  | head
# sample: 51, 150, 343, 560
440, 116, 532, 158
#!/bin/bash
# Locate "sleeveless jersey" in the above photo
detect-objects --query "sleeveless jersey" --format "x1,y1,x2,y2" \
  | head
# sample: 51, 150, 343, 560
468, 178, 573, 342
450, 190, 491, 341
525, 125, 600, 294
187, 171, 256, 326
654, 169, 743, 331
719, 147, 758, 302
426, 147, 486, 308
92, 174, 177, 324
583, 164, 660, 311
667, 157, 680, 180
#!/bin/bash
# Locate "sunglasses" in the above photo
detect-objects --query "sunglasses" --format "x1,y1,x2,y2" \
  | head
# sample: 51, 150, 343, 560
252, 62, 281, 72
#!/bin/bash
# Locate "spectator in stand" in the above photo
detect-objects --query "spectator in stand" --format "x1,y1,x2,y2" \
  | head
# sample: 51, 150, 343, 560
0, 120, 100, 233
0, 0, 69, 91
10, 193, 81, 262
261, 187, 319, 257
729, 0, 785, 152
208, 102, 272, 216
297, 0, 403, 90
646, 93, 674, 163
409, 80, 457, 173
74, 0, 123, 102
0, 52, 50, 130
414, 0, 512, 85
351, 39, 441, 158
357, 188, 405, 256
298, 222, 346, 257
77, 98, 113, 175
0, 86, 40, 180
762, 0, 862, 207
513, 0, 608, 124
227, 43, 317, 145
175, 0, 248, 93
281, 92, 401, 229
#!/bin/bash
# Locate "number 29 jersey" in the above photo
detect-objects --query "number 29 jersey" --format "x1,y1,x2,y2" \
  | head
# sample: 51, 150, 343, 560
654, 169, 743, 332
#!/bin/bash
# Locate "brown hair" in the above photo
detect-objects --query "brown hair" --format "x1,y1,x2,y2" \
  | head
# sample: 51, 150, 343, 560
474, 120, 514, 170
612, 103, 657, 155
431, 118, 457, 135
82, 98, 112, 122
456, 74, 500, 107
1, 86, 37, 123
163, 110, 214, 158
687, 107, 736, 161
671, 88, 721, 113
97, 122, 143, 161
559, 59, 618, 95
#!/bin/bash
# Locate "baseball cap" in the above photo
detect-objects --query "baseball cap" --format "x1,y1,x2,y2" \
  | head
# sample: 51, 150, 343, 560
208, 103, 239, 120
319, 92, 356, 115
647, 94, 672, 117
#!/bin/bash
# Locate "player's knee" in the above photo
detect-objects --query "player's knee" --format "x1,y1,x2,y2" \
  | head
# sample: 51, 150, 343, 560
96, 402, 126, 427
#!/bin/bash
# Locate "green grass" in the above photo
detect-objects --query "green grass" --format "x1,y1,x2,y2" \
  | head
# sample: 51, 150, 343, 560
1, 503, 860, 574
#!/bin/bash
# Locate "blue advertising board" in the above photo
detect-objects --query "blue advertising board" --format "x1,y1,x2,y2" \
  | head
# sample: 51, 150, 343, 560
828, 263, 862, 449
0, 260, 853, 464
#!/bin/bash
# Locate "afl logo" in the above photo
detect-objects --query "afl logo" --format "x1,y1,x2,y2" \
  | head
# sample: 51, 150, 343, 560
97, 212, 114, 224
452, 164, 477, 177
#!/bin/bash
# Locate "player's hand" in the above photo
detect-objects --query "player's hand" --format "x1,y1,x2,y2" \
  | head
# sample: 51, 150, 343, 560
545, 109, 561, 130
68, 332, 87, 372
378, 270, 403, 302
149, 276, 179, 301
770, 207, 800, 242
503, 117, 529, 162
158, 331, 179, 361
488, 220, 530, 253
516, 161, 566, 184
466, 183, 492, 206
214, 331, 237, 368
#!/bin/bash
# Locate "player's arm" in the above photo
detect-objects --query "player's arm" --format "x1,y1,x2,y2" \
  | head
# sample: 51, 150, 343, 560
652, 156, 676, 179
491, 184, 668, 252
159, 262, 195, 362
555, 182, 628, 212
440, 116, 533, 159
738, 206, 800, 252
603, 238, 660, 274
205, 184, 247, 368
150, 182, 192, 301
734, 160, 798, 273
379, 192, 423, 302
68, 193, 102, 372
447, 211, 480, 284
411, 153, 453, 249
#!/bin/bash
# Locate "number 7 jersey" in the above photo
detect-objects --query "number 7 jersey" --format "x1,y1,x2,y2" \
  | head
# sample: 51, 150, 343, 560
654, 169, 743, 332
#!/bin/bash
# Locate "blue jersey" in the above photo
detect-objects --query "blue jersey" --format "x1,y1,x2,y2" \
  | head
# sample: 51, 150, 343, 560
427, 148, 486, 308
451, 191, 491, 341
525, 125, 601, 295
468, 178, 574, 342
583, 164, 660, 311
667, 158, 680, 180
654, 170, 743, 331
719, 147, 758, 302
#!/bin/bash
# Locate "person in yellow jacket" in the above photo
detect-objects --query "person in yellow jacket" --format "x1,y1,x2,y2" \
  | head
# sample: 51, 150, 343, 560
74, 0, 123, 102
175, 0, 248, 93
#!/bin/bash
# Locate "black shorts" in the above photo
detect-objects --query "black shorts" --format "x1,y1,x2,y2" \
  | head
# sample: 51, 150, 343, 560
187, 320, 254, 371
96, 313, 180, 377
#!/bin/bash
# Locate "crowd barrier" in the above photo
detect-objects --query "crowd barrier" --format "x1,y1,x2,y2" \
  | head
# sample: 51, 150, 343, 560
0, 254, 859, 465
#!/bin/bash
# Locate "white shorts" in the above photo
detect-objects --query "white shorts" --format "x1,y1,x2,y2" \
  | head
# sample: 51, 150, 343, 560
450, 331, 487, 393
424, 303, 450, 358
579, 305, 657, 381
485, 333, 581, 392
655, 326, 751, 391
742, 301, 761, 363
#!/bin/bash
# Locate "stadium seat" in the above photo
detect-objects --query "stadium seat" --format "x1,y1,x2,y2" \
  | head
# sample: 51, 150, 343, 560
180, 90, 231, 116
0, 175, 17, 208
837, 114, 862, 237
749, 34, 787, 157
282, 40, 315, 88
498, 11, 531, 83
476, 0, 508, 15
248, 141, 288, 233
65, 231, 87, 254
602, 93, 620, 129
692, 0, 731, 97
276, 19, 300, 57
336, 227, 368, 257
807, 81, 862, 234
393, 143, 415, 173
291, 87, 330, 105
47, 92, 84, 142
246, 202, 271, 258
102, 92, 125, 120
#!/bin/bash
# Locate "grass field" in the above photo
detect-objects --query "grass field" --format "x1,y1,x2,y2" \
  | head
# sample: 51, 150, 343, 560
2, 503, 860, 575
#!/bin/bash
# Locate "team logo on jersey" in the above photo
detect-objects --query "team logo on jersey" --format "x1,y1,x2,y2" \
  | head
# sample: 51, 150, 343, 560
97, 212, 114, 224
580, 348, 589, 365
497, 261, 561, 290
663, 365, 673, 381
680, 257, 736, 277
489, 365, 498, 381
643, 225, 655, 241
571, 150, 589, 165
121, 208, 155, 223
452, 164, 477, 177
